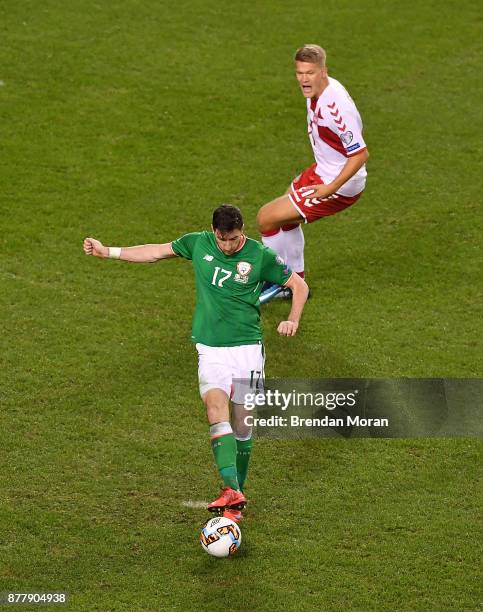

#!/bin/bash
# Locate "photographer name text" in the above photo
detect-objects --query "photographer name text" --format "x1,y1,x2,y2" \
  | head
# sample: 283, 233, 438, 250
244, 415, 389, 428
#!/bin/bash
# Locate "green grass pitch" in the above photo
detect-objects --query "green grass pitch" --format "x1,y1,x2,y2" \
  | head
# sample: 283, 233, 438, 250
1, 0, 481, 610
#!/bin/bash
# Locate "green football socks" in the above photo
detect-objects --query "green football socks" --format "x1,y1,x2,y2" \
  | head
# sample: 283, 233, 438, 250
210, 423, 240, 491
236, 437, 253, 492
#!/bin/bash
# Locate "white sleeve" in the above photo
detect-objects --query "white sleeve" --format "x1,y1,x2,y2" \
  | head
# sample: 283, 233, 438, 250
326, 97, 366, 157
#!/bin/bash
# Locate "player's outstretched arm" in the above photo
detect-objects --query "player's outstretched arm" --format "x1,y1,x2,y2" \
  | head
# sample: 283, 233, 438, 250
277, 273, 309, 337
83, 238, 177, 262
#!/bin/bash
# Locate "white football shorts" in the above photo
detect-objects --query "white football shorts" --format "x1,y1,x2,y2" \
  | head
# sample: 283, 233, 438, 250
196, 343, 265, 404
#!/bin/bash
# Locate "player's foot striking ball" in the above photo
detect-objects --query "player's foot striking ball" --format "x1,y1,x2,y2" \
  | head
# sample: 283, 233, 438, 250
208, 487, 247, 513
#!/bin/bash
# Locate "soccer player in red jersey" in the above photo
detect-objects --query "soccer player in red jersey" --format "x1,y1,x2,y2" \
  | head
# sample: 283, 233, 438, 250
258, 45, 369, 301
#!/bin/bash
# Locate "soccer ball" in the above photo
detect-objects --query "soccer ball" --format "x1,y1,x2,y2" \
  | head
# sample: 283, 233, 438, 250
200, 516, 242, 557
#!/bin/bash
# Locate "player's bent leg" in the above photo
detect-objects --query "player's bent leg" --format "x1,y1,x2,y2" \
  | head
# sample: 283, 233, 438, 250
259, 194, 304, 303
257, 194, 304, 233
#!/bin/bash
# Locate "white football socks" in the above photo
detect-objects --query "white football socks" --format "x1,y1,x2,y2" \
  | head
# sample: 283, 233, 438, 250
282, 224, 305, 275
262, 230, 287, 265
262, 226, 305, 277
209, 421, 233, 439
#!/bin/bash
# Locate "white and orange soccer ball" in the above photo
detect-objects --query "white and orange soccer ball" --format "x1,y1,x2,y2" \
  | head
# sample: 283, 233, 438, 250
200, 516, 241, 557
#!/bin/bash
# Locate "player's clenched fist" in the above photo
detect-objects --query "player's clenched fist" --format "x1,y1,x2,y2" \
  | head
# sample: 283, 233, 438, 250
83, 237, 108, 258
277, 320, 299, 337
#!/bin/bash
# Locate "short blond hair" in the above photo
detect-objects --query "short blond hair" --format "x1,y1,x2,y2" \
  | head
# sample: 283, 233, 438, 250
294, 44, 326, 67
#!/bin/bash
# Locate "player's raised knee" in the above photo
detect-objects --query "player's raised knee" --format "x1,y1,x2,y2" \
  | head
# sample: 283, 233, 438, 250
257, 204, 281, 233
256, 207, 269, 233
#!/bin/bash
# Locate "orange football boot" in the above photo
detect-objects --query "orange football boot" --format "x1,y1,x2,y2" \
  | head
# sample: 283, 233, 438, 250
223, 508, 243, 523
207, 487, 247, 512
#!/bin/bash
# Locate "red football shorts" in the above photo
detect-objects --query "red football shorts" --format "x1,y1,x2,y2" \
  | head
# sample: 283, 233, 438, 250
288, 163, 362, 224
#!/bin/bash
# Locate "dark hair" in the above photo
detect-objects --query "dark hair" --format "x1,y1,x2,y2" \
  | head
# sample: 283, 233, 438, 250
212, 204, 244, 232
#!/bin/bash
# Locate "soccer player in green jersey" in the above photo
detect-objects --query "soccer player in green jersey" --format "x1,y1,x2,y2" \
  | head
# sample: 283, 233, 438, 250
83, 205, 308, 522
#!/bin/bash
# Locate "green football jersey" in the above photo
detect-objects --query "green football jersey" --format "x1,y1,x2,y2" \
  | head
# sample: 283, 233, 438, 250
171, 231, 292, 347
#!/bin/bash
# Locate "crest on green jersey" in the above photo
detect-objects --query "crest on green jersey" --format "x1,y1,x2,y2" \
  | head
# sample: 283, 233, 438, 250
235, 261, 252, 284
